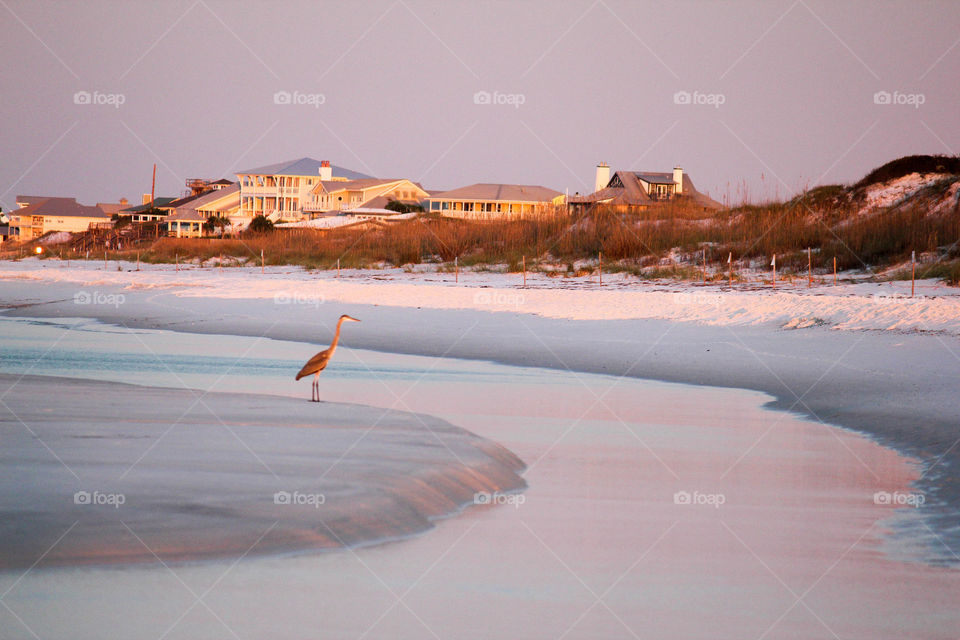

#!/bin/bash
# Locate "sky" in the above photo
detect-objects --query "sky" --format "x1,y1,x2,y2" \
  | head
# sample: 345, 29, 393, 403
1, 0, 958, 209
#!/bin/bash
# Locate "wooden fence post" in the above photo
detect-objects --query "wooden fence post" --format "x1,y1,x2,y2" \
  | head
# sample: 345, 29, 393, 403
911, 250, 916, 298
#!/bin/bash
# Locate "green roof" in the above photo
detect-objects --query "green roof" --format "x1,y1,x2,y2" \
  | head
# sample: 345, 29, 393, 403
120, 197, 176, 213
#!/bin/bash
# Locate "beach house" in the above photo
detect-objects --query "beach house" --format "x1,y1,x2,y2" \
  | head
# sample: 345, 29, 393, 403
567, 164, 723, 211
235, 158, 371, 222
303, 178, 429, 217
120, 195, 177, 223
425, 183, 565, 219
9, 196, 112, 239
165, 183, 240, 237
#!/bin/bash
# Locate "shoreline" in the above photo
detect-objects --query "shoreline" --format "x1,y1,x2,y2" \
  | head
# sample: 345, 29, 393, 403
2, 261, 959, 565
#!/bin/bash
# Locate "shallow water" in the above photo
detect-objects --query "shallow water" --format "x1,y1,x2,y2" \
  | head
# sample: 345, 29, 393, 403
1, 315, 958, 639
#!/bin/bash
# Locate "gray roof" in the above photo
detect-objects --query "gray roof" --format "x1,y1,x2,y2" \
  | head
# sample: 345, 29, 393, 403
634, 172, 676, 185
97, 202, 127, 217
193, 182, 239, 205
236, 157, 371, 180
14, 197, 109, 218
161, 192, 210, 210
427, 183, 562, 203
318, 178, 399, 191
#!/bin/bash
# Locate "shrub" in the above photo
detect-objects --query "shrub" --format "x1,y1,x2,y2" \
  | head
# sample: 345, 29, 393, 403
247, 215, 274, 233
854, 155, 960, 190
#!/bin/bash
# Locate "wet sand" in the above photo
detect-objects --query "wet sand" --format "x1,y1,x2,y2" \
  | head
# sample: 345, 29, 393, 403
0, 373, 525, 569
2, 343, 958, 638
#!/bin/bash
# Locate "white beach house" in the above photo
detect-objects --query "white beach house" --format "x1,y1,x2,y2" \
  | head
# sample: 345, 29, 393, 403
235, 158, 370, 223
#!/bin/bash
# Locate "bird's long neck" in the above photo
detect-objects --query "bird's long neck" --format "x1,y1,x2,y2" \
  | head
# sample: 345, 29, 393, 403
329, 317, 346, 350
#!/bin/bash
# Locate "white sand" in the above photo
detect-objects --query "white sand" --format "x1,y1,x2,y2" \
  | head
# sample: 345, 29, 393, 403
3, 258, 958, 332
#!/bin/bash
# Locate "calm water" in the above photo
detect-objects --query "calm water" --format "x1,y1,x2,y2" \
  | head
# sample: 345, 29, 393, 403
1, 315, 957, 640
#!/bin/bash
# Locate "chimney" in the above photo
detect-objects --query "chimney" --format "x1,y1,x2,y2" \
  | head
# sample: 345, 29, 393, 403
319, 160, 332, 181
673, 166, 683, 194
595, 162, 610, 192
142, 193, 151, 205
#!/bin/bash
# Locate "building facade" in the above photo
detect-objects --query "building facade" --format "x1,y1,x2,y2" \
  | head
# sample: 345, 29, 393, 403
425, 183, 564, 219
236, 158, 370, 222
304, 178, 428, 216
9, 196, 112, 238
165, 183, 240, 238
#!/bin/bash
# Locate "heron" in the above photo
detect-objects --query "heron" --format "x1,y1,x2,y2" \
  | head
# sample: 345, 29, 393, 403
296, 314, 360, 402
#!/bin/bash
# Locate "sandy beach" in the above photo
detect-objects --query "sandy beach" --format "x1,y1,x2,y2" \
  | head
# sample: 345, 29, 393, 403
2, 260, 960, 638
1, 309, 958, 638
2, 259, 958, 564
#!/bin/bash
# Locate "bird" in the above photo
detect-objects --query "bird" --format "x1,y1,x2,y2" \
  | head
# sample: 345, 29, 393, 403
296, 314, 360, 402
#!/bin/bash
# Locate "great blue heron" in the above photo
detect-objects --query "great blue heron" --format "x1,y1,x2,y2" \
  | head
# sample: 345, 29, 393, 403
296, 314, 360, 402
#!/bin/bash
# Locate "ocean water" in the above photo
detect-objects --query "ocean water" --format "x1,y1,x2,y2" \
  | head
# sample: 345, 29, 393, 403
1, 315, 957, 639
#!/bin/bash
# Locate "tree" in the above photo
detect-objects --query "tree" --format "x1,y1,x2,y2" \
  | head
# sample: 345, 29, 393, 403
384, 199, 423, 214
203, 215, 228, 236
247, 215, 274, 233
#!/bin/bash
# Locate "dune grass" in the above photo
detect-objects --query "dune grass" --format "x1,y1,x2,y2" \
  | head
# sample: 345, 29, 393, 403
87, 195, 955, 281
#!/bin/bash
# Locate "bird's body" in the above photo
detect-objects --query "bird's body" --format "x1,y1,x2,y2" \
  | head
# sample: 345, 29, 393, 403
297, 314, 360, 402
